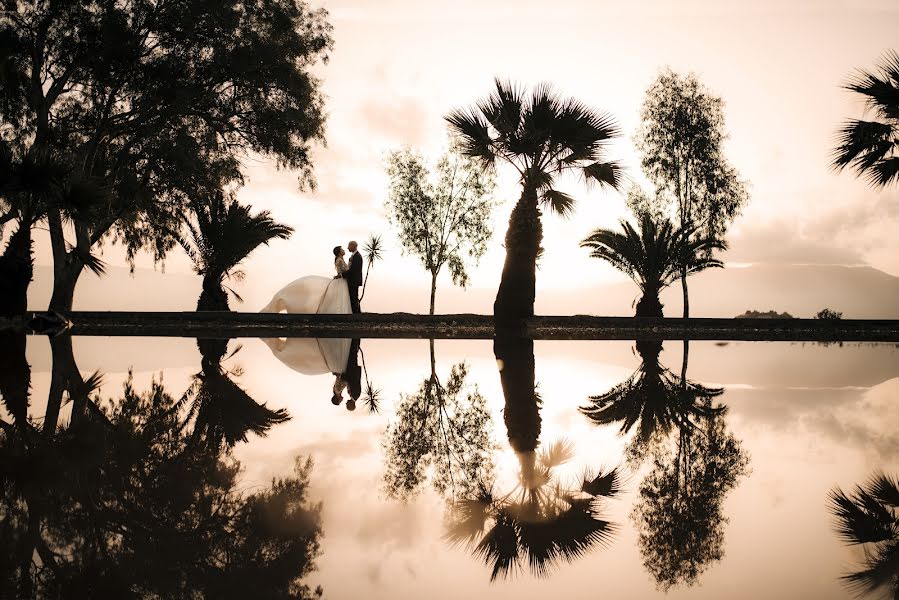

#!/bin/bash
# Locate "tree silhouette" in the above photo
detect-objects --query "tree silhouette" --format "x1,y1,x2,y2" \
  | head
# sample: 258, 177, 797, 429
832, 51, 899, 188
1, 1, 332, 312
444, 335, 622, 580
182, 339, 291, 451
177, 193, 293, 312
385, 144, 496, 314
636, 69, 748, 318
446, 80, 622, 321
0, 375, 324, 599
383, 341, 494, 501
580, 341, 725, 461
580, 214, 726, 317
828, 473, 899, 598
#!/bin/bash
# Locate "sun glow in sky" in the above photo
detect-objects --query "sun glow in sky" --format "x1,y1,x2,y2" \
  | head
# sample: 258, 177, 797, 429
19, 0, 899, 314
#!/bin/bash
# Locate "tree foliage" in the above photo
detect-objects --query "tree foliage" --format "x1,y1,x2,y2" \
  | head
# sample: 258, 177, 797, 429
0, 375, 323, 599
636, 69, 749, 241
580, 214, 726, 317
383, 360, 494, 501
385, 145, 496, 313
832, 51, 899, 188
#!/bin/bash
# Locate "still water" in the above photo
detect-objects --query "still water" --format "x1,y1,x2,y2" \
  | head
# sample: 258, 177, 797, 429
3, 334, 898, 599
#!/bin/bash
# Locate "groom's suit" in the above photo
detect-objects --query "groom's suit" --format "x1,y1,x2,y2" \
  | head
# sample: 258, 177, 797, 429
346, 251, 363, 314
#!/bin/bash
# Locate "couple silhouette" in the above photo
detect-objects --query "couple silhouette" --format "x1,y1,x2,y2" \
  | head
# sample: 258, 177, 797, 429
331, 338, 361, 410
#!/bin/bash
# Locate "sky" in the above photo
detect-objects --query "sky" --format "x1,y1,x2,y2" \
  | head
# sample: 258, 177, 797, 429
16, 0, 899, 313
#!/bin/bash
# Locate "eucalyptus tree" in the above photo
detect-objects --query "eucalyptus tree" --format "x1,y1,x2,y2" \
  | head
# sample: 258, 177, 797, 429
1, 0, 332, 312
446, 80, 622, 321
385, 145, 496, 314
580, 214, 726, 317
636, 69, 749, 317
832, 52, 899, 188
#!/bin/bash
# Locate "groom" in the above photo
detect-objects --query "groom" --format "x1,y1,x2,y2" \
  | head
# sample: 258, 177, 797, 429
346, 240, 363, 314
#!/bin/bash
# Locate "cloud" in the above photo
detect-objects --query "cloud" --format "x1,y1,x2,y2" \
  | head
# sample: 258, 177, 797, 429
357, 96, 430, 147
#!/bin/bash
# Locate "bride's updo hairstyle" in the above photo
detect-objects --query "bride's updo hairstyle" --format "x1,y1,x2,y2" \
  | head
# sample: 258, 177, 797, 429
333, 246, 342, 258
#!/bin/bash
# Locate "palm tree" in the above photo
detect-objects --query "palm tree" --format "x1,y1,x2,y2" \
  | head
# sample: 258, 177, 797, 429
580, 214, 726, 317
832, 51, 899, 188
446, 79, 622, 321
828, 473, 899, 598
580, 341, 725, 460
178, 193, 293, 311
446, 440, 622, 581
181, 341, 290, 450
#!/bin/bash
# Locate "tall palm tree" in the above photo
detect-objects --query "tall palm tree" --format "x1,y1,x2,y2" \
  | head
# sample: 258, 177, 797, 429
178, 193, 293, 311
580, 341, 725, 459
446, 79, 622, 321
445, 440, 622, 581
832, 51, 899, 188
580, 214, 726, 317
828, 473, 899, 598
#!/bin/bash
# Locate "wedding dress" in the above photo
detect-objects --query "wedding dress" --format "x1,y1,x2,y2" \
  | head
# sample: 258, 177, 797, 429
259, 258, 352, 375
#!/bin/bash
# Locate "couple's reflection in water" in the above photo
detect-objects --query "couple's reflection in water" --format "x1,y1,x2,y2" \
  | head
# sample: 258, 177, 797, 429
0, 333, 324, 599
583, 339, 750, 591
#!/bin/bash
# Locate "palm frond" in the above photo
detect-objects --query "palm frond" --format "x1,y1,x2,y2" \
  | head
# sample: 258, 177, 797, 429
541, 188, 576, 218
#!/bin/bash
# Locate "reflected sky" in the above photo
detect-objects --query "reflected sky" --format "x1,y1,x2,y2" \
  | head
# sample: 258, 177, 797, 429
4, 336, 898, 598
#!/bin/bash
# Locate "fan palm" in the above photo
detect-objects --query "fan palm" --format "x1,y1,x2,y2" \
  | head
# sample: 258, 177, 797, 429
178, 193, 293, 311
832, 51, 899, 188
580, 214, 726, 317
828, 473, 899, 598
446, 79, 622, 321
580, 341, 725, 463
446, 440, 622, 580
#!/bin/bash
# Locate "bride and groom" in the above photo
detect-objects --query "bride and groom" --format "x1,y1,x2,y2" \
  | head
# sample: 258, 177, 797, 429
261, 239, 364, 316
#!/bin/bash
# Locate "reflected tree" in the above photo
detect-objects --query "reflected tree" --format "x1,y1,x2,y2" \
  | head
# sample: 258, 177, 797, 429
581, 341, 724, 463
0, 331, 30, 426
828, 473, 899, 598
383, 340, 494, 501
183, 338, 290, 451
586, 341, 749, 590
445, 335, 622, 580
0, 375, 324, 599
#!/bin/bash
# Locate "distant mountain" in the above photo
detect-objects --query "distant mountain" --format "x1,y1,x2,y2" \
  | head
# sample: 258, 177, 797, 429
25, 262, 899, 318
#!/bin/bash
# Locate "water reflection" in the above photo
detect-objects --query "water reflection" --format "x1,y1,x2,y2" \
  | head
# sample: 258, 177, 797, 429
183, 338, 290, 450
444, 335, 622, 580
585, 340, 750, 590
383, 339, 494, 501
829, 473, 899, 598
0, 335, 324, 598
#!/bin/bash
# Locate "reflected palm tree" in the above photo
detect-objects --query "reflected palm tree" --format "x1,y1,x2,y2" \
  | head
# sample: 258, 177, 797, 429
586, 341, 749, 590
829, 473, 899, 598
0, 374, 324, 599
0, 331, 30, 426
581, 341, 724, 462
445, 335, 622, 580
383, 340, 494, 501
183, 339, 290, 450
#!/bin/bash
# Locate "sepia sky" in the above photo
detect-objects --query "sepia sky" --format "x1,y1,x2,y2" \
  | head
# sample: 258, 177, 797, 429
21, 0, 899, 312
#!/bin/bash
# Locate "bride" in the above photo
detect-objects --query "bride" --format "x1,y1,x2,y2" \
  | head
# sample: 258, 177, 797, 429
260, 246, 352, 315
259, 246, 352, 376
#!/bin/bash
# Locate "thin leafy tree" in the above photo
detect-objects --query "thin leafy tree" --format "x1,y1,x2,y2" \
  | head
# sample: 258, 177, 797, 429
177, 193, 293, 312
580, 213, 726, 317
359, 234, 383, 302
832, 51, 899, 188
446, 79, 622, 321
385, 145, 496, 314
636, 69, 749, 318
828, 473, 899, 598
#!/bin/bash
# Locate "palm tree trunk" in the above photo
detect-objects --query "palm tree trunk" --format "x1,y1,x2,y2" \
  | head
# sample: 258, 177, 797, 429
636, 288, 664, 318
0, 331, 31, 426
429, 271, 438, 315
680, 270, 689, 319
495, 335, 540, 454
495, 187, 541, 324
197, 275, 230, 311
47, 211, 86, 313
45, 334, 78, 435
0, 221, 34, 316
